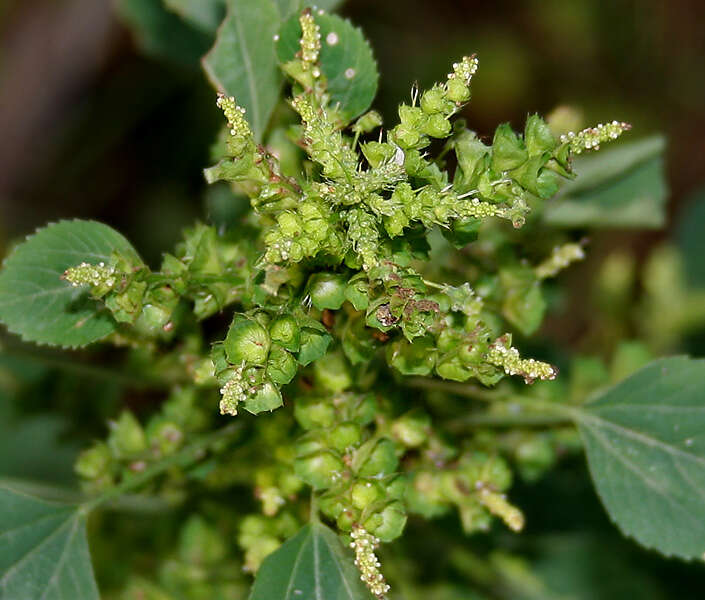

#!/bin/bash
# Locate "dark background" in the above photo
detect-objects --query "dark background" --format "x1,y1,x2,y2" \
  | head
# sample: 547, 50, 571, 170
1, 0, 704, 266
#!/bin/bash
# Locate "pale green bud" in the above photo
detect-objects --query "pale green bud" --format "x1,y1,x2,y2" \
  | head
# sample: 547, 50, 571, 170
108, 411, 147, 458
75, 442, 112, 480
294, 451, 344, 490
224, 315, 271, 366
352, 480, 383, 510
364, 500, 407, 542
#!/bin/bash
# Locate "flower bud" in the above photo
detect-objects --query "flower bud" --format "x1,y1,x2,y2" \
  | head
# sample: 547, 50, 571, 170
363, 501, 407, 542
446, 77, 470, 103
385, 475, 408, 501
147, 419, 184, 456
294, 451, 344, 490
336, 508, 356, 532
352, 480, 383, 510
266, 344, 298, 385
353, 110, 383, 135
420, 87, 450, 114
108, 411, 147, 458
422, 113, 451, 138
516, 435, 555, 480
319, 490, 346, 519
357, 438, 399, 478
224, 315, 271, 366
391, 125, 421, 149
327, 421, 363, 453
387, 336, 436, 376
277, 212, 303, 237
352, 393, 378, 426
269, 315, 301, 352
313, 351, 352, 393
75, 442, 112, 480
294, 396, 336, 430
344, 273, 370, 311
297, 324, 332, 366
308, 272, 347, 310
391, 411, 430, 448
360, 141, 395, 169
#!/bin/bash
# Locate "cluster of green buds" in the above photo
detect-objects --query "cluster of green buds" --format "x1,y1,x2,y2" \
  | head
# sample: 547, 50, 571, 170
291, 365, 408, 542
407, 450, 523, 534
212, 310, 331, 415
75, 387, 210, 494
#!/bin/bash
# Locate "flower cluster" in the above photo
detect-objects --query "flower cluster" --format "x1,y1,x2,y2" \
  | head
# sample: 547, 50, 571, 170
560, 120, 631, 153
350, 527, 390, 599
61, 9, 633, 595
63, 261, 117, 289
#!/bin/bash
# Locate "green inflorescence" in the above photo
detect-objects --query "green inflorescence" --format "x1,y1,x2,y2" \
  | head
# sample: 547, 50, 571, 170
59, 9, 634, 598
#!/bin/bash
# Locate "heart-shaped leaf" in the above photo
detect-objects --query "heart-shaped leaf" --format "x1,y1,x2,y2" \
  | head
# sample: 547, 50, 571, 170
0, 486, 98, 600
576, 356, 705, 560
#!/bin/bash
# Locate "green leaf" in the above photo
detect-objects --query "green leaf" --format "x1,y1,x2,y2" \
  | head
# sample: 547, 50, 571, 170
163, 0, 226, 33
249, 521, 373, 600
0, 221, 140, 348
277, 13, 379, 121
0, 486, 99, 599
491, 123, 528, 172
116, 0, 213, 66
275, 0, 345, 20
203, 0, 282, 142
543, 135, 667, 228
576, 356, 705, 560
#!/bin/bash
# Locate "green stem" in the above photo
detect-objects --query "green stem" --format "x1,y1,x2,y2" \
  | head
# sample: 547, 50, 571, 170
446, 411, 571, 430
309, 490, 320, 523
82, 423, 242, 513
405, 376, 501, 402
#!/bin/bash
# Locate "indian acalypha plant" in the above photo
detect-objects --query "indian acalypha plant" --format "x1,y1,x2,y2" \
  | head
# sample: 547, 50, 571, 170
0, 3, 703, 599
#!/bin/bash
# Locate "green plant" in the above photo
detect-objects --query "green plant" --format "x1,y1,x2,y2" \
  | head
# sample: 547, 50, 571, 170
1, 2, 703, 599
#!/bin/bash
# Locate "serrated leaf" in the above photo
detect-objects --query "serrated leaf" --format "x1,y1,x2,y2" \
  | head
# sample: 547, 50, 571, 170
249, 521, 373, 600
203, 0, 282, 142
0, 486, 99, 600
116, 0, 213, 66
0, 221, 140, 348
275, 0, 345, 20
163, 0, 226, 33
543, 135, 667, 228
576, 356, 705, 560
277, 13, 379, 121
